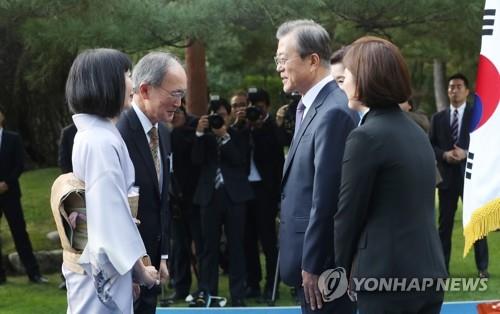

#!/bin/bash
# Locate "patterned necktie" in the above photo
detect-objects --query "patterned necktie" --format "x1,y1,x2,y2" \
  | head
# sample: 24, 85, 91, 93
214, 137, 224, 189
293, 100, 306, 138
149, 126, 160, 181
451, 109, 459, 144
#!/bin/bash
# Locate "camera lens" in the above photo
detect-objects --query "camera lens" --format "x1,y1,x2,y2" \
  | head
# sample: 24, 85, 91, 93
208, 114, 224, 129
246, 106, 262, 122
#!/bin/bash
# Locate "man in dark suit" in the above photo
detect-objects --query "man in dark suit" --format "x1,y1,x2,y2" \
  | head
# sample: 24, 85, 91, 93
168, 106, 202, 302
429, 73, 489, 278
116, 52, 187, 313
0, 108, 47, 284
275, 20, 357, 313
192, 98, 254, 307
58, 123, 77, 173
231, 89, 284, 301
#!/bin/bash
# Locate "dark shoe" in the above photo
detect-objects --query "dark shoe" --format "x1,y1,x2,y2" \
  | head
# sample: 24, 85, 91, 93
231, 298, 246, 307
188, 290, 208, 307
29, 275, 49, 284
245, 286, 261, 298
479, 270, 490, 279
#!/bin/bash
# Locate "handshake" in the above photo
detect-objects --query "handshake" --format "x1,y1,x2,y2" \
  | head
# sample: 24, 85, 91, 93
132, 256, 169, 300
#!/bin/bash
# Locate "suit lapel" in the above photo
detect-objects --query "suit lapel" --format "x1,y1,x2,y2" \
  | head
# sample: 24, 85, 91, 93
444, 108, 452, 143
281, 82, 334, 184
126, 109, 160, 194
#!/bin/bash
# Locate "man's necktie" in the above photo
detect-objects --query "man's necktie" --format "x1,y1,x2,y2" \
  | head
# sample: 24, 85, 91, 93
451, 109, 459, 144
293, 100, 306, 138
149, 126, 160, 181
214, 137, 224, 189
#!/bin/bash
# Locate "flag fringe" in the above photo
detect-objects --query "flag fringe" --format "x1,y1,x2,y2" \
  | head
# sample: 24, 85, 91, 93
463, 198, 500, 257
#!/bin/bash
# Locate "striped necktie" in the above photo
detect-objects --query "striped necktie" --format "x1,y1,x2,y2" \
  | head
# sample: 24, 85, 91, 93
293, 100, 306, 138
214, 137, 224, 189
149, 126, 160, 181
451, 109, 459, 144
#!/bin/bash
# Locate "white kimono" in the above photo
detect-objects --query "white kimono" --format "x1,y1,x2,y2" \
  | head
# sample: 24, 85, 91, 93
64, 114, 146, 314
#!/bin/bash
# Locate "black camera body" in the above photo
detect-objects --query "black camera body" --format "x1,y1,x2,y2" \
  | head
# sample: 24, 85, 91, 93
245, 106, 262, 122
208, 113, 225, 130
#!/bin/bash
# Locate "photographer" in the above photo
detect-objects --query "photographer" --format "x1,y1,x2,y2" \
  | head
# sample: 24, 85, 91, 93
237, 88, 284, 301
191, 98, 254, 307
168, 106, 202, 302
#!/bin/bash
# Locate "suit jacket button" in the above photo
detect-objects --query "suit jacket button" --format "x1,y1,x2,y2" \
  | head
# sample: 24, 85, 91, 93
281, 193, 285, 200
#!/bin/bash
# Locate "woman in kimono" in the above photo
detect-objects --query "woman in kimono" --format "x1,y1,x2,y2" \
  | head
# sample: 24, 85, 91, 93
64, 48, 158, 313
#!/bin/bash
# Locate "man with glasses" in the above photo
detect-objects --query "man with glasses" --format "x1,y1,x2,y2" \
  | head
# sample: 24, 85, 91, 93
117, 52, 187, 313
275, 20, 357, 313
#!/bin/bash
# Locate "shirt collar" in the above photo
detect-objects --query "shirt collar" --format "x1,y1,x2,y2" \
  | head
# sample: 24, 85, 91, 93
132, 102, 158, 135
301, 75, 333, 109
450, 102, 466, 115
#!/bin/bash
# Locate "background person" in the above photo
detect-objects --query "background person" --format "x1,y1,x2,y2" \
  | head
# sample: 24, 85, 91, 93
0, 107, 47, 285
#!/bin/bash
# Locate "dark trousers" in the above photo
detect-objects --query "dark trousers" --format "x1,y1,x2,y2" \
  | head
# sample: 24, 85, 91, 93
199, 186, 246, 299
244, 182, 278, 291
0, 197, 40, 279
171, 202, 202, 296
297, 285, 356, 314
438, 176, 488, 271
357, 289, 444, 314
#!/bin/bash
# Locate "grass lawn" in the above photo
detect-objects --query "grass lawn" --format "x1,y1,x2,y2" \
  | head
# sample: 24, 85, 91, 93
0, 168, 498, 313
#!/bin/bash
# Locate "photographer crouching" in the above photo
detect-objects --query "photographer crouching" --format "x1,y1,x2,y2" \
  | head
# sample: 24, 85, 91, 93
191, 97, 254, 307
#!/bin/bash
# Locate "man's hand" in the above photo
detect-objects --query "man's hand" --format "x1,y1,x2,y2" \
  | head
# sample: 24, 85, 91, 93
443, 150, 461, 164
452, 145, 467, 161
302, 270, 323, 311
159, 259, 169, 285
233, 108, 247, 126
132, 283, 141, 301
0, 181, 8, 194
212, 125, 228, 138
196, 115, 209, 133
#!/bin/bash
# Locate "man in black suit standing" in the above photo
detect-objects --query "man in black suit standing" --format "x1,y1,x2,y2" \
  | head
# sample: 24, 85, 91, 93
232, 89, 284, 301
0, 108, 47, 284
116, 52, 187, 313
192, 98, 254, 307
429, 73, 489, 278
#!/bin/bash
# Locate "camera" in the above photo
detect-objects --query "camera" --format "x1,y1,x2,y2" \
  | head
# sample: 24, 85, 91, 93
245, 106, 262, 122
208, 113, 225, 130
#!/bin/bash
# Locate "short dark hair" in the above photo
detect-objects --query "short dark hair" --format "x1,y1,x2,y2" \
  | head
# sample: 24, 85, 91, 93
66, 48, 132, 118
448, 73, 469, 89
343, 36, 411, 108
276, 19, 332, 67
208, 98, 231, 115
330, 46, 347, 65
248, 88, 270, 107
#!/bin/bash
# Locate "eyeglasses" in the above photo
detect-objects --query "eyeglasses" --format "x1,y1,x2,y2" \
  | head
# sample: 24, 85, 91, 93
273, 55, 301, 67
156, 86, 186, 99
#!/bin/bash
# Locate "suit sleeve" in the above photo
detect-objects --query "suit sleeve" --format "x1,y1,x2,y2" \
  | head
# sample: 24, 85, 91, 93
334, 130, 378, 275
429, 114, 445, 162
5, 134, 24, 187
301, 108, 355, 275
219, 129, 249, 167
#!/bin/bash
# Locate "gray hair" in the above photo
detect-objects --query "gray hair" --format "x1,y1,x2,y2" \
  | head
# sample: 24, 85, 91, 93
132, 52, 181, 91
276, 19, 332, 67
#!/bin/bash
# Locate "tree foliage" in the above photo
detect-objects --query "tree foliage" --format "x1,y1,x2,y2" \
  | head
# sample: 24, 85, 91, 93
0, 0, 485, 166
